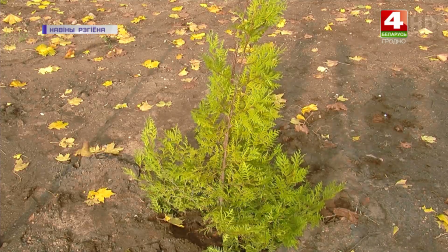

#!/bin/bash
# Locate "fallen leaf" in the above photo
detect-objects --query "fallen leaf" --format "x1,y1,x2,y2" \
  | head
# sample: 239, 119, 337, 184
114, 103, 128, 109
176, 54, 183, 60
352, 136, 360, 141
273, 93, 286, 106
190, 59, 201, 70
324, 23, 333, 31
102, 142, 123, 155
14, 158, 29, 172
325, 60, 339, 67
421, 135, 436, 143
207, 5, 221, 13
418, 28, 432, 35
169, 13, 180, 19
294, 124, 309, 134
350, 10, 360, 16
137, 101, 153, 111
178, 68, 188, 76
64, 48, 75, 58
48, 121, 68, 130
55, 153, 70, 162
85, 187, 115, 206
395, 179, 412, 188
35, 44, 56, 56
142, 60, 160, 69
156, 101, 172, 107
103, 80, 113, 87
26, 38, 37, 44
437, 54, 447, 62
277, 18, 286, 28
75, 141, 92, 157
399, 142, 412, 149
89, 145, 101, 154
173, 38, 185, 47
333, 208, 359, 224
181, 77, 194, 82
326, 102, 347, 111
2, 27, 14, 33
304, 34, 313, 39
335, 17, 347, 22
83, 50, 90, 55
280, 30, 293, 35
164, 214, 184, 228
68, 97, 83, 106
317, 66, 328, 72
4, 44, 16, 51
415, 6, 423, 13
303, 15, 315, 21
13, 154, 22, 159
337, 95, 348, 102
311, 48, 318, 52
59, 137, 75, 148
365, 19, 373, 24
393, 225, 399, 236
10, 80, 27, 88
3, 14, 22, 25
175, 28, 186, 35
419, 45, 429, 51
301, 104, 318, 114
349, 56, 366, 61
391, 65, 402, 71
191, 33, 206, 40
421, 206, 435, 213
443, 31, 448, 37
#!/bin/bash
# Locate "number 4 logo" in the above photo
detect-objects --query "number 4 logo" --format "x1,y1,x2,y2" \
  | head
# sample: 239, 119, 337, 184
380, 10, 408, 38
384, 12, 403, 29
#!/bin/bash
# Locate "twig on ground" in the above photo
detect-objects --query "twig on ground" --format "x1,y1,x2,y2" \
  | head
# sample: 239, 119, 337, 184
435, 233, 448, 239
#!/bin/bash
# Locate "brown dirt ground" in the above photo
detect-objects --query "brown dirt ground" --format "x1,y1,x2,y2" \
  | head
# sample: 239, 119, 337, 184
1, 0, 448, 251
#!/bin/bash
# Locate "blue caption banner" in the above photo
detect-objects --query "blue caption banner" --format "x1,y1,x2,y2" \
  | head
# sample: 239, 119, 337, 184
42, 25, 118, 34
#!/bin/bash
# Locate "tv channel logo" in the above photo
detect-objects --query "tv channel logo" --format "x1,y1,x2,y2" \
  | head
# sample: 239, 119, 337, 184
380, 10, 408, 38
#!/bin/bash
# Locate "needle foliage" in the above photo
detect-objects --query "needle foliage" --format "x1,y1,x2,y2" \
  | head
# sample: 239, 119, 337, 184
126, 0, 343, 251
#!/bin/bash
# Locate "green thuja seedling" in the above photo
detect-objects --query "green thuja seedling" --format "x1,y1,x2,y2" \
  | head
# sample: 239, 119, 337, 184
125, 0, 343, 251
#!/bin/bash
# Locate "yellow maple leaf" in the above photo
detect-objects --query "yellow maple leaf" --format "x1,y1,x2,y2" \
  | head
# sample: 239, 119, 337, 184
59, 137, 75, 148
48, 120, 68, 130
442, 31, 448, 37
296, 114, 306, 121
339, 8, 345, 13
365, 19, 373, 24
142, 60, 160, 69
188, 22, 198, 32
75, 141, 92, 157
225, 29, 233, 35
173, 38, 185, 47
191, 33, 206, 40
277, 18, 286, 28
176, 53, 183, 60
92, 57, 103, 62
3, 27, 14, 33
119, 36, 135, 44
3, 14, 22, 25
68, 97, 83, 106
290, 118, 301, 125
102, 80, 112, 87
421, 135, 436, 143
137, 101, 153, 111
280, 30, 292, 35
102, 142, 124, 154
349, 56, 366, 61
178, 68, 188, 76
169, 13, 180, 19
301, 104, 318, 114
10, 80, 26, 88
89, 145, 102, 154
64, 89, 72, 95
311, 48, 318, 52
35, 44, 56, 56
190, 59, 201, 70
81, 15, 94, 23
352, 136, 360, 141
29, 16, 41, 21
85, 187, 115, 205
419, 45, 429, 51
5, 42, 19, 51
365, 5, 371, 10
97, 8, 105, 12
200, 3, 207, 7
414, 6, 423, 13
335, 17, 347, 22
231, 16, 239, 22
64, 48, 75, 58
324, 23, 333, 31
83, 50, 90, 55
207, 5, 221, 13
38, 66, 60, 74
421, 206, 435, 213
175, 28, 186, 35
418, 28, 433, 35
13, 154, 22, 159
172, 6, 183, 11
437, 213, 448, 231
114, 103, 128, 109
55, 153, 70, 162
26, 38, 37, 44
317, 66, 328, 72
14, 158, 29, 172
337, 95, 348, 102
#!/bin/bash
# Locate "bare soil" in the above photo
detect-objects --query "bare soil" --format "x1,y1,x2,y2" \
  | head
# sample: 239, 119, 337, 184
1, 0, 447, 252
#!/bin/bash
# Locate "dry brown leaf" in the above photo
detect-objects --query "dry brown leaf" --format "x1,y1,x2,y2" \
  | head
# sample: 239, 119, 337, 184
294, 124, 309, 134
326, 102, 347, 111
325, 60, 339, 67
400, 142, 412, 149
304, 34, 313, 39
333, 208, 359, 224
437, 53, 447, 61
391, 65, 402, 72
